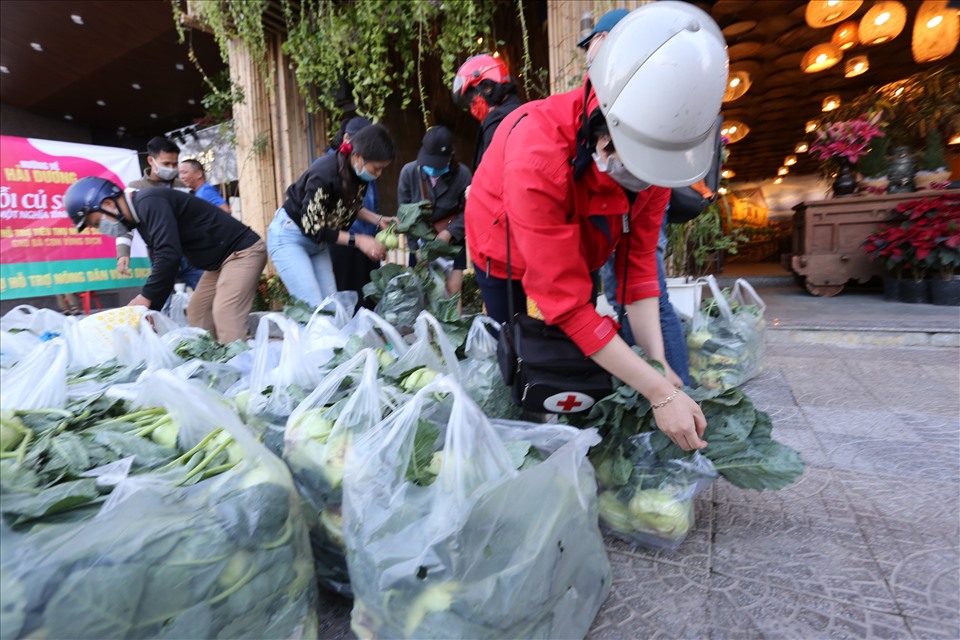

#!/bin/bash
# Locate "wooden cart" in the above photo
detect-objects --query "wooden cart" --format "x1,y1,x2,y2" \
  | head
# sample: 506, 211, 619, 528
785, 189, 959, 296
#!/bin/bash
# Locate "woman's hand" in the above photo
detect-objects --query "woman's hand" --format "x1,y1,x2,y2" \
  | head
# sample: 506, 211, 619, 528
356, 234, 385, 261
651, 389, 707, 451
377, 215, 398, 229
663, 363, 684, 388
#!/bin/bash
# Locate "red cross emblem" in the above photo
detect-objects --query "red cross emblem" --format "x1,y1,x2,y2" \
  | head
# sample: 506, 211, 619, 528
544, 391, 595, 413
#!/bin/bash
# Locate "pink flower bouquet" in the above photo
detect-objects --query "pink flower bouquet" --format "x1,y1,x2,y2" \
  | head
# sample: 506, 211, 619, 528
809, 114, 885, 164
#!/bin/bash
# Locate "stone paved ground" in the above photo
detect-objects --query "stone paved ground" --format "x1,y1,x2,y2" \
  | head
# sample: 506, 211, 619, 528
315, 342, 960, 639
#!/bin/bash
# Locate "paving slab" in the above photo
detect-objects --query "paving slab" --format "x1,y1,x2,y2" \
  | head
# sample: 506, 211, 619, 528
312, 336, 959, 639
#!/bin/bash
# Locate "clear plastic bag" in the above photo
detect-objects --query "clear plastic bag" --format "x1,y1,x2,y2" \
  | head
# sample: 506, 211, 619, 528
343, 376, 611, 640
459, 316, 523, 420
596, 432, 718, 553
246, 313, 330, 418
163, 290, 191, 326
302, 294, 355, 353
383, 311, 461, 384
0, 338, 68, 410
339, 308, 410, 357
374, 272, 425, 333
687, 275, 766, 391
0, 305, 76, 336
0, 370, 318, 640
0, 330, 42, 370
283, 349, 394, 595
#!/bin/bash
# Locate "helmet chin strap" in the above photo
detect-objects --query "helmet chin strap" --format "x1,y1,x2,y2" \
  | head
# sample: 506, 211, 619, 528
105, 195, 136, 229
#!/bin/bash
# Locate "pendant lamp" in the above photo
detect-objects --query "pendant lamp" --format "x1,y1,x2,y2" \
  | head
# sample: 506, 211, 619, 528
723, 71, 752, 102
805, 120, 820, 133
912, 0, 959, 63
801, 42, 843, 72
720, 121, 750, 144
805, 0, 863, 28
831, 21, 859, 49
784, 155, 798, 166
822, 95, 841, 112
796, 142, 810, 153
844, 55, 869, 77
860, 1, 907, 45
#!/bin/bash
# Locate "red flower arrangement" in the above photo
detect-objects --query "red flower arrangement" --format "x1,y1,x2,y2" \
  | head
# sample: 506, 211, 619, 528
864, 194, 960, 280
809, 113, 885, 164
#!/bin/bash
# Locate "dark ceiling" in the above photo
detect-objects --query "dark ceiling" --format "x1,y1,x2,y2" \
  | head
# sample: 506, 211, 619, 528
0, 0, 955, 182
0, 0, 224, 143
694, 0, 959, 183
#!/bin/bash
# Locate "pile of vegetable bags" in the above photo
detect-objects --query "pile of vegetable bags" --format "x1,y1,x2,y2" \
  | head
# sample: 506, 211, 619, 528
1, 370, 317, 640
342, 375, 610, 639
686, 276, 766, 391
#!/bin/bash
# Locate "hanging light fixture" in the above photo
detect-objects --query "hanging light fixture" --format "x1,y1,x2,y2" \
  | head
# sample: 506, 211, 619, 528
801, 42, 843, 72
805, 0, 863, 28
774, 176, 784, 184
822, 95, 841, 111
844, 54, 870, 77
912, 0, 959, 63
778, 166, 790, 176
805, 120, 820, 133
720, 120, 750, 144
859, 1, 908, 45
785, 155, 798, 166
832, 21, 860, 49
723, 71, 752, 102
796, 142, 810, 153
721, 169, 736, 179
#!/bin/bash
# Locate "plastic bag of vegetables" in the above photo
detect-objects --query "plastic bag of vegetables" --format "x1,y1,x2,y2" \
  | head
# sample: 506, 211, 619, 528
0, 370, 318, 640
283, 349, 395, 596
343, 376, 611, 639
0, 304, 76, 336
374, 272, 425, 333
687, 275, 766, 391
382, 312, 460, 390
596, 432, 717, 552
237, 313, 331, 453
459, 316, 523, 421
0, 338, 68, 411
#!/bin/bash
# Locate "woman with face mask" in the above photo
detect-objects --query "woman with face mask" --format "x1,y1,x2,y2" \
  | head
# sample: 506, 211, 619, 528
397, 126, 472, 298
268, 123, 397, 308
464, 2, 728, 451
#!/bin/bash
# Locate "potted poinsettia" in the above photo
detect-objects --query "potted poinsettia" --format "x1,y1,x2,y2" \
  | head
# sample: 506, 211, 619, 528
865, 193, 960, 303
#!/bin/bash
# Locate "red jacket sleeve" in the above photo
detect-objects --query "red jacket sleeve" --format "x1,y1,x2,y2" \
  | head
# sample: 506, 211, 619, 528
615, 186, 670, 305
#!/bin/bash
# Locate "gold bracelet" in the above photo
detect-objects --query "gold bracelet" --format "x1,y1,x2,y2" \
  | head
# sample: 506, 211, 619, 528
651, 388, 680, 410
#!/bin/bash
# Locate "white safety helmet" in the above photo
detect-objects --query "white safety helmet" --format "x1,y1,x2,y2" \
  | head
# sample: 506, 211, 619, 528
590, 1, 728, 188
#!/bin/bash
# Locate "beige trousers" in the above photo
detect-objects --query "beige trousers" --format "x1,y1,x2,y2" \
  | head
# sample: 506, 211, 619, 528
187, 239, 267, 344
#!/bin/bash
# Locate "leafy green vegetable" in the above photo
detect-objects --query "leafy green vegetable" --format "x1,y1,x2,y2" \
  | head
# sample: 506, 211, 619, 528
174, 334, 249, 363
562, 351, 805, 491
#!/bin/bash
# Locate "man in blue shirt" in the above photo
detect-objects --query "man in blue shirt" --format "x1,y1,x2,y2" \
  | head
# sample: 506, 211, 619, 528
178, 159, 232, 214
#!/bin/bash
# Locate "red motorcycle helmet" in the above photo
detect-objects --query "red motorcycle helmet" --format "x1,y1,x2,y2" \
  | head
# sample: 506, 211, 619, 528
451, 54, 510, 109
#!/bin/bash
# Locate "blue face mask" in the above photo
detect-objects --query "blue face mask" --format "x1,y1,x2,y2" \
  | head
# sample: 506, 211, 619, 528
422, 164, 449, 178
353, 160, 377, 182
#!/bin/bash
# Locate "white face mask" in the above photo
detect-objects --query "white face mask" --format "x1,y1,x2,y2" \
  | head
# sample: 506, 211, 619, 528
153, 164, 179, 182
593, 153, 650, 193
98, 215, 128, 237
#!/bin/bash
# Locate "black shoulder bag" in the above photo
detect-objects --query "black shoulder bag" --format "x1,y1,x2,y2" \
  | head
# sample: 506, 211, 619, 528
495, 213, 630, 414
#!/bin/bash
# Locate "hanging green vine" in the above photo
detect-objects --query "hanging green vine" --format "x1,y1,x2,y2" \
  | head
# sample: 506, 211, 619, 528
172, 0, 269, 70
283, 0, 496, 121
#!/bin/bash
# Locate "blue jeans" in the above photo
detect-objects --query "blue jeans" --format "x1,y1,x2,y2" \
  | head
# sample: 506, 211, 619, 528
267, 208, 337, 308
177, 257, 203, 291
600, 218, 690, 385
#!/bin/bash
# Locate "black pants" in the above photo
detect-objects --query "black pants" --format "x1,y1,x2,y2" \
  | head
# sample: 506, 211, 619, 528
329, 243, 379, 311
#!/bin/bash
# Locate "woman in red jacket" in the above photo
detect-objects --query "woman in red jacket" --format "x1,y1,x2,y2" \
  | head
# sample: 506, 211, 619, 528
465, 2, 727, 451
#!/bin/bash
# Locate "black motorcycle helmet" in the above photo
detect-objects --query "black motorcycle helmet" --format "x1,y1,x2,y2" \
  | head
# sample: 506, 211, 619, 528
63, 176, 123, 232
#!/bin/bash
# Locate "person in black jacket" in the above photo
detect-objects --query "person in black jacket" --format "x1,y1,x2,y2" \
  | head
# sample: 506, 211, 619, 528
268, 124, 397, 308
452, 54, 523, 170
397, 126, 472, 297
64, 177, 266, 344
